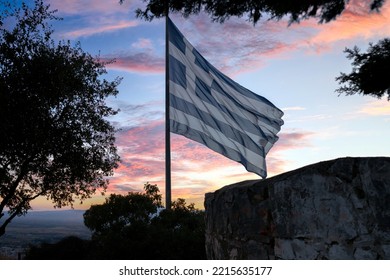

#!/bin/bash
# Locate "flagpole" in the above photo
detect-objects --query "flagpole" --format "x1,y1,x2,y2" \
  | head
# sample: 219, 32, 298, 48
165, 0, 172, 210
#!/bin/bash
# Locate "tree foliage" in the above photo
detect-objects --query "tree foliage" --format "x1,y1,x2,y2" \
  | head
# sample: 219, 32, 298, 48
125, 0, 386, 24
83, 183, 162, 236
336, 38, 390, 100
0, 0, 120, 236
150, 198, 206, 259
82, 183, 206, 259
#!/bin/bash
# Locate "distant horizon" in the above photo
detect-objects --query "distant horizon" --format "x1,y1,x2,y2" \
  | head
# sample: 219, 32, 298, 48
2, 209, 88, 222
3, 208, 89, 213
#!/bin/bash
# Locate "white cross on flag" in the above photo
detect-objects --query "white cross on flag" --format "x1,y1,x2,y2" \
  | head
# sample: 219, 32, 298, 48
168, 18, 284, 178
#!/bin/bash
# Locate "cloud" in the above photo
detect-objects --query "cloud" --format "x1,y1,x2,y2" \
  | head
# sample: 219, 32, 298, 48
47, 0, 140, 38
341, 98, 390, 120
359, 98, 390, 116
132, 38, 153, 49
170, 14, 296, 75
100, 32, 165, 73
166, 0, 390, 75
62, 20, 139, 38
104, 52, 165, 73
106, 105, 315, 207
272, 131, 315, 152
104, 15, 291, 75
48, 0, 390, 75
113, 100, 164, 124
49, 0, 390, 75
302, 0, 390, 47
104, 52, 165, 74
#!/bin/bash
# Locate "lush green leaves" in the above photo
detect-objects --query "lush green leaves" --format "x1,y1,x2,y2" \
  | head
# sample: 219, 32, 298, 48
0, 0, 120, 236
336, 38, 390, 99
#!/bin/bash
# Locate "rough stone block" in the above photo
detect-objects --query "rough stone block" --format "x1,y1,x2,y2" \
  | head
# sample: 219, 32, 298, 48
205, 157, 390, 259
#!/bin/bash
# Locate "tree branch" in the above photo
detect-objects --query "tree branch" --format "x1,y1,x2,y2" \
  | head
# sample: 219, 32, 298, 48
0, 211, 18, 237
0, 158, 32, 215
0, 190, 45, 237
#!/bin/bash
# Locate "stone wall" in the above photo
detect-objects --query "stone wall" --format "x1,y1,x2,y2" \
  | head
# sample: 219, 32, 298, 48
204, 157, 390, 259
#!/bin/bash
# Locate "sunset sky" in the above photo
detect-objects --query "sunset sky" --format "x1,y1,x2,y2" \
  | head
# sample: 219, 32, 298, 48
32, 0, 390, 210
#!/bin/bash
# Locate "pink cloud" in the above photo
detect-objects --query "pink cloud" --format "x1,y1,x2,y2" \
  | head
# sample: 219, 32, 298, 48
170, 130, 314, 205
171, 14, 296, 75
104, 52, 165, 73
50, 0, 390, 75
166, 1, 390, 75
62, 20, 139, 38
132, 38, 154, 49
308, 0, 390, 46
105, 115, 314, 207
359, 99, 390, 116
273, 131, 315, 152
264, 131, 315, 176
47, 0, 140, 39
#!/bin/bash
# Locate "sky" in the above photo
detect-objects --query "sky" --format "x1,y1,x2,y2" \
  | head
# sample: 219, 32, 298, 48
28, 0, 390, 210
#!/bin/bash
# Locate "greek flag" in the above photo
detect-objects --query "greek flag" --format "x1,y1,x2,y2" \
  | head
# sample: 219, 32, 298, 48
168, 18, 284, 178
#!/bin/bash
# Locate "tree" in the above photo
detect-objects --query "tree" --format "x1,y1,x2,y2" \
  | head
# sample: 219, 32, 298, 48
150, 198, 206, 259
83, 183, 162, 237
83, 183, 162, 259
0, 0, 121, 236
83, 183, 206, 259
336, 38, 390, 100
124, 0, 386, 24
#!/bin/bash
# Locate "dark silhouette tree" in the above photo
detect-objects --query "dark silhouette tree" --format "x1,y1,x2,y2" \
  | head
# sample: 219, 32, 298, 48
0, 0, 121, 236
83, 183, 162, 259
150, 198, 206, 259
336, 38, 390, 100
83, 183, 206, 259
83, 183, 162, 237
24, 184, 205, 259
123, 0, 386, 24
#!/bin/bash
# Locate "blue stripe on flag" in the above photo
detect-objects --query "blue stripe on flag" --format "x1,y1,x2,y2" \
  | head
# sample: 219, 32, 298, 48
168, 18, 186, 53
169, 55, 187, 88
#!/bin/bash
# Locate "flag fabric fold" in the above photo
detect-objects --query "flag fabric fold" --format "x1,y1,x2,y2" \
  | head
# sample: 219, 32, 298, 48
168, 18, 284, 178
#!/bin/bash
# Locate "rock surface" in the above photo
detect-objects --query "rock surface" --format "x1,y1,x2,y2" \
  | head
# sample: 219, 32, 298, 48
204, 157, 390, 259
